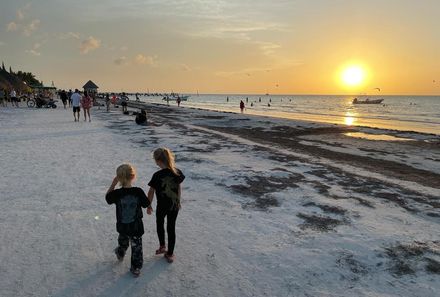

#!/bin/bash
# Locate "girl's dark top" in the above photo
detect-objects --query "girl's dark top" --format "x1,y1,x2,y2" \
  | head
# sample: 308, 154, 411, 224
148, 168, 185, 210
106, 187, 150, 236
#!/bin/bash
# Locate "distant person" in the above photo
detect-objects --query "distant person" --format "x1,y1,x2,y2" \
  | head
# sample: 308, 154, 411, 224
226, 96, 229, 102
251, 102, 254, 107
268, 103, 271, 107
105, 93, 111, 112
67, 89, 73, 107
240, 100, 245, 113
177, 97, 181, 107
259, 97, 261, 102
246, 97, 248, 103
0, 88, 6, 107
147, 148, 185, 263
135, 93, 140, 102
60, 90, 68, 109
106, 163, 150, 277
10, 89, 18, 107
71, 89, 81, 122
135, 109, 147, 125
81, 90, 92, 122
121, 94, 128, 113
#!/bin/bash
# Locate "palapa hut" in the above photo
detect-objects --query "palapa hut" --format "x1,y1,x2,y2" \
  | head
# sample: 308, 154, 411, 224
83, 80, 99, 98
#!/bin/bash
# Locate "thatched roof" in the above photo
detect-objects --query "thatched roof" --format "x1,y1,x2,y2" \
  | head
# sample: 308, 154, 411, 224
83, 80, 99, 89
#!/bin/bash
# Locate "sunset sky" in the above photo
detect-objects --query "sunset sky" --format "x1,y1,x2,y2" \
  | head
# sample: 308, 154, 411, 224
1, 0, 439, 94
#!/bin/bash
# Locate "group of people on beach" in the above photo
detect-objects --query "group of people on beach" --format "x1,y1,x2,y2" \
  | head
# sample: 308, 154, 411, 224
105, 147, 185, 277
0, 88, 20, 107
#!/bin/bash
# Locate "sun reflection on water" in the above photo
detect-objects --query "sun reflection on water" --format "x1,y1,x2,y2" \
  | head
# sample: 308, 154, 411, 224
344, 111, 356, 126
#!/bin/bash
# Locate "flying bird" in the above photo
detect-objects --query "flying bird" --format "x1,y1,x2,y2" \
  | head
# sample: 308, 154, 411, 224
374, 87, 381, 92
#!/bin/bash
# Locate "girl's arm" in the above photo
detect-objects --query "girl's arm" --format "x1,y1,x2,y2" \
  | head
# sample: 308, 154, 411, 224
146, 187, 155, 214
178, 184, 182, 209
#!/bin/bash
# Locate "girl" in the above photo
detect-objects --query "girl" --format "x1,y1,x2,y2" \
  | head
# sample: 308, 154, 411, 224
147, 148, 185, 263
106, 164, 150, 276
81, 90, 92, 122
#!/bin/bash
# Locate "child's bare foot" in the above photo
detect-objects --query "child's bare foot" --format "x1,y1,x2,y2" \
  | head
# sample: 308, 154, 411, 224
155, 245, 166, 255
164, 253, 174, 263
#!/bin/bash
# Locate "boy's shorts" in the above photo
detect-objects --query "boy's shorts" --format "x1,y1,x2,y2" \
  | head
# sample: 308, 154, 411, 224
73, 106, 80, 113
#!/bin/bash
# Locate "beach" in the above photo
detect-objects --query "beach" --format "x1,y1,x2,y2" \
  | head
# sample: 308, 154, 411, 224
0, 103, 439, 297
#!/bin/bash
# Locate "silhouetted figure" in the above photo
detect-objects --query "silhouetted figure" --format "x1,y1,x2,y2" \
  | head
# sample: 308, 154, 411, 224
240, 100, 245, 113
135, 109, 147, 125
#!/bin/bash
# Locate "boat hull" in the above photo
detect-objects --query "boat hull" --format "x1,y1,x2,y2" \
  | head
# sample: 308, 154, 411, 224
353, 99, 384, 104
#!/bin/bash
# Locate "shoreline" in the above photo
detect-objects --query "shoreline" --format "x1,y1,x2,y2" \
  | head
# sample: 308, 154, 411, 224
123, 94, 440, 135
128, 101, 440, 139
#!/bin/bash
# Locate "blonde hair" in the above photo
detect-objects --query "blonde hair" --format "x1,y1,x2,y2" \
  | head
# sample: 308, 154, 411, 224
153, 147, 179, 176
116, 163, 136, 187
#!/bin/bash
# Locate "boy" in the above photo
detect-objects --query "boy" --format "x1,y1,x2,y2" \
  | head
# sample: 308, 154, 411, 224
106, 164, 150, 276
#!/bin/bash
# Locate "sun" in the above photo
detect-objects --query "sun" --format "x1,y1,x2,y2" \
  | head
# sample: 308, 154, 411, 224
341, 66, 365, 87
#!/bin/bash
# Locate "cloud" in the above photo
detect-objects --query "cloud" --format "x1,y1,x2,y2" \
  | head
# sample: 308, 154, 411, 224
180, 64, 191, 71
114, 56, 128, 65
25, 49, 41, 56
17, 3, 31, 20
58, 32, 80, 40
134, 54, 155, 65
23, 19, 40, 36
257, 42, 281, 57
25, 42, 42, 56
17, 9, 25, 20
0, 41, 5, 46
6, 22, 18, 32
80, 36, 101, 54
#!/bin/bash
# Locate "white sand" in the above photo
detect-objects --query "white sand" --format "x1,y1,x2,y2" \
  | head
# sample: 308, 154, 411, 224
0, 106, 438, 297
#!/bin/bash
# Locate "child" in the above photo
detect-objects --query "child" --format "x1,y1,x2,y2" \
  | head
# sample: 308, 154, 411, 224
106, 164, 150, 276
147, 148, 185, 263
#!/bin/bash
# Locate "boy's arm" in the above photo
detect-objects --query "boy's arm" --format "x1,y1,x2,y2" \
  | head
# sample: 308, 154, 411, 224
105, 177, 119, 204
139, 189, 150, 208
146, 187, 155, 214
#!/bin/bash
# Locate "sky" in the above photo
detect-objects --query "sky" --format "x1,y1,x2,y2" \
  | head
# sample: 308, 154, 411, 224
1, 0, 440, 94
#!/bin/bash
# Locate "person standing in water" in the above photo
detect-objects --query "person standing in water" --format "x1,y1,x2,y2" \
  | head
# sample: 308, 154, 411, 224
105, 93, 111, 112
240, 100, 245, 113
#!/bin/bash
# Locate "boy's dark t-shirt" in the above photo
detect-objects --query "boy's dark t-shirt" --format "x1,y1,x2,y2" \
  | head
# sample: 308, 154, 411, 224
105, 187, 150, 236
148, 168, 185, 210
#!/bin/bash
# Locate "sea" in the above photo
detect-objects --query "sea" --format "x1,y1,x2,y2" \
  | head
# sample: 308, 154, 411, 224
128, 94, 440, 135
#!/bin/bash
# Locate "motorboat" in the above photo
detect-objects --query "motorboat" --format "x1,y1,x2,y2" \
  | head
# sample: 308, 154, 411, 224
352, 98, 384, 104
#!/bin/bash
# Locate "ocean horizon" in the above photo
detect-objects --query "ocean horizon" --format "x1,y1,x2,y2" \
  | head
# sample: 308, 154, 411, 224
126, 94, 440, 135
